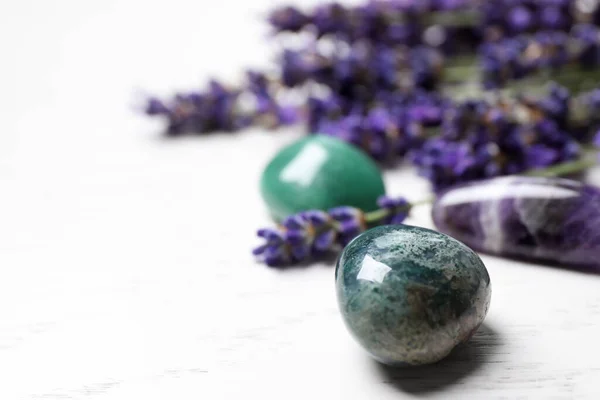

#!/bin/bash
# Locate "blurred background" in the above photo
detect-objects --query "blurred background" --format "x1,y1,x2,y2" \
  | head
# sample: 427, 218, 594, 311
2, 1, 600, 399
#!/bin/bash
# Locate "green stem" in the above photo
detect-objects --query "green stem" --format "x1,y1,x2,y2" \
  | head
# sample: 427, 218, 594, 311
423, 9, 479, 27
523, 156, 598, 177
443, 60, 600, 98
364, 197, 434, 226
364, 208, 391, 225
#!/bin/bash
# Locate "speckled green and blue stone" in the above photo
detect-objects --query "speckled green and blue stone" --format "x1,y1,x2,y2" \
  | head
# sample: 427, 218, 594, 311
260, 135, 386, 221
335, 225, 491, 366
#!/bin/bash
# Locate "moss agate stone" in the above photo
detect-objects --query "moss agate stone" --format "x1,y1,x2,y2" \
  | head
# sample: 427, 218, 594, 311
335, 225, 491, 366
260, 135, 385, 221
432, 176, 600, 269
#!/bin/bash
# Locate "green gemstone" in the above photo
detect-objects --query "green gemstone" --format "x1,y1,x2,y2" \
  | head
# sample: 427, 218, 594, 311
335, 225, 491, 366
260, 135, 386, 221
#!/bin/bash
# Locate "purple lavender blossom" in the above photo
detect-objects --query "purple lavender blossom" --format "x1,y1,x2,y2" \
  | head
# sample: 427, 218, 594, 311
329, 206, 366, 246
525, 144, 561, 168
305, 210, 338, 253
253, 210, 337, 266
507, 6, 533, 34
411, 91, 581, 191
572, 24, 600, 68
253, 228, 290, 266
311, 89, 450, 163
145, 98, 170, 115
268, 0, 477, 51
540, 6, 567, 31
377, 196, 411, 225
144, 73, 300, 135
280, 50, 314, 87
307, 94, 346, 133
311, 3, 352, 38
479, 32, 560, 89
478, 25, 600, 89
253, 196, 411, 266
481, 0, 573, 37
411, 137, 486, 191
280, 42, 444, 97
534, 83, 570, 128
268, 6, 309, 32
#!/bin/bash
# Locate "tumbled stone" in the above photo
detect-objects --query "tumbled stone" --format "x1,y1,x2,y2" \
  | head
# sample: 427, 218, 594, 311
335, 225, 491, 366
432, 176, 600, 269
260, 135, 386, 221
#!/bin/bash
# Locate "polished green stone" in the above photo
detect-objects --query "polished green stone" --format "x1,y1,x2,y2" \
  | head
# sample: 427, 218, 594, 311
260, 135, 386, 221
335, 225, 491, 366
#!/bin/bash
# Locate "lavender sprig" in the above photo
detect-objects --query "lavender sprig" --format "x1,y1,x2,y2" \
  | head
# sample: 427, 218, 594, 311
411, 93, 582, 191
269, 1, 477, 48
280, 23, 600, 95
144, 72, 300, 136
253, 195, 411, 266
311, 90, 448, 163
281, 43, 444, 94
480, 24, 600, 89
311, 83, 597, 168
270, 1, 596, 53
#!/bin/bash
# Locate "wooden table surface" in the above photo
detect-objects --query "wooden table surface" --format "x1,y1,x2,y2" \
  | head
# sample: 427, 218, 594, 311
2, 1, 600, 398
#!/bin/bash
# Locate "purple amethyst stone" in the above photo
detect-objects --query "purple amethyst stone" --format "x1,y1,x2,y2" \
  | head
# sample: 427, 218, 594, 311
432, 177, 600, 270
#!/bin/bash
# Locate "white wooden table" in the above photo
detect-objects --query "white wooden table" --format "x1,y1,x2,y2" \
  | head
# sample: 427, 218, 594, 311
2, 1, 600, 398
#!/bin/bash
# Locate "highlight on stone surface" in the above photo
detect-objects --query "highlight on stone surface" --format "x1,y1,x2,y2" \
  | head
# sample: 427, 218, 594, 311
432, 176, 600, 270
335, 225, 491, 366
260, 135, 386, 221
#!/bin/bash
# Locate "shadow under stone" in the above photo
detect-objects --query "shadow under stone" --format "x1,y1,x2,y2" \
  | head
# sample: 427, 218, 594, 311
372, 323, 503, 394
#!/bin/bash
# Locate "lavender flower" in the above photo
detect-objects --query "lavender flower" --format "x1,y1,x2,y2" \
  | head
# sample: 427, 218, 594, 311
280, 50, 315, 87
329, 206, 366, 246
533, 83, 570, 128
480, 25, 600, 89
310, 81, 595, 180
269, 0, 476, 49
411, 92, 582, 191
144, 73, 299, 135
311, 3, 354, 38
266, 0, 581, 52
312, 89, 450, 163
411, 137, 487, 191
253, 196, 410, 266
252, 228, 290, 266
480, 32, 564, 89
572, 23, 600, 68
481, 0, 573, 37
377, 196, 412, 225
268, 6, 309, 33
253, 210, 337, 266
280, 42, 444, 96
307, 94, 346, 132
507, 6, 533, 34
144, 81, 244, 135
